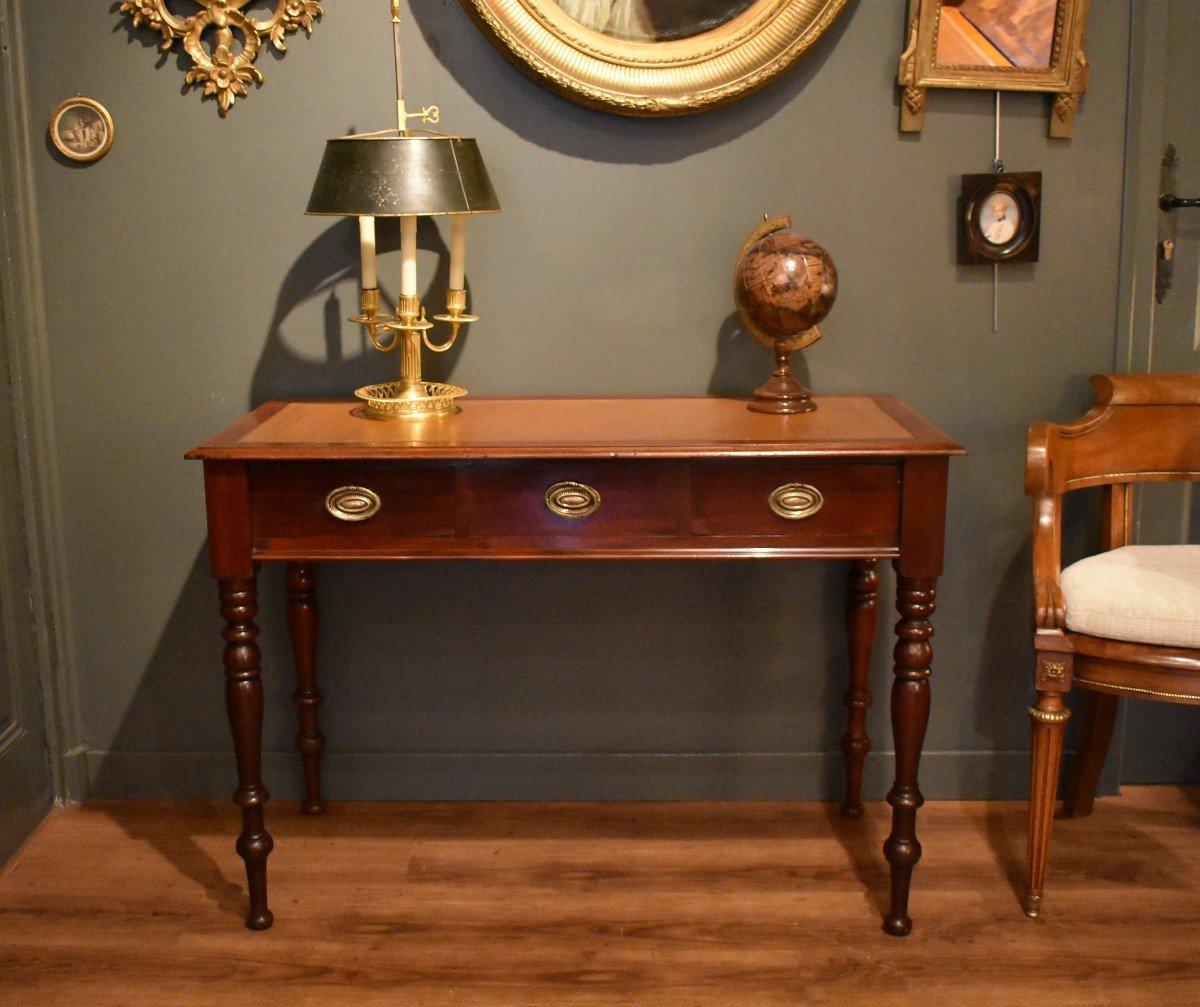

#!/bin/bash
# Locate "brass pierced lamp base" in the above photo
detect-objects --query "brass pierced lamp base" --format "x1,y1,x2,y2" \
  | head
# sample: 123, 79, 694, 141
355, 381, 466, 418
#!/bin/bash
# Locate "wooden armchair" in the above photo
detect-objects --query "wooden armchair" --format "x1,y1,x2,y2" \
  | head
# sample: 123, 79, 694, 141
1024, 374, 1200, 918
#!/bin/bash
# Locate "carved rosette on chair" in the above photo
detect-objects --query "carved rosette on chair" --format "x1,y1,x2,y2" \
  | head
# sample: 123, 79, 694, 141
733, 215, 837, 414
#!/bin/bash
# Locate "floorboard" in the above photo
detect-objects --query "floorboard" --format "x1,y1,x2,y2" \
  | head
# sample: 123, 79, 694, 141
1, 789, 1198, 1005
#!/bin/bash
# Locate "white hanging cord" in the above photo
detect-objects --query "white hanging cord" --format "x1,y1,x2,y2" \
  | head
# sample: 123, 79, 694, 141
993, 91, 1003, 174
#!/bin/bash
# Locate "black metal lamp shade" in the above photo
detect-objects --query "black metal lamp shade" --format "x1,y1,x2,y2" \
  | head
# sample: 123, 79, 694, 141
306, 134, 501, 217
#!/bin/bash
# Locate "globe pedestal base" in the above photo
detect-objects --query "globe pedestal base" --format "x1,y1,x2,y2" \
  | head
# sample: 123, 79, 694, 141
749, 375, 815, 414
748, 345, 816, 415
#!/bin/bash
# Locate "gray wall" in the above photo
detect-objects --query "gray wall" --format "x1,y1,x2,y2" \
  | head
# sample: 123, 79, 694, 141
19, 1, 1145, 801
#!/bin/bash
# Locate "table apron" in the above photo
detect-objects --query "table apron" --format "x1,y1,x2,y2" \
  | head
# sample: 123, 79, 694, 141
250, 542, 903, 562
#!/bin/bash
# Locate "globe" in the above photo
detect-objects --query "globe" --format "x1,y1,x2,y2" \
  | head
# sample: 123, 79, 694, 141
734, 226, 837, 348
732, 217, 837, 414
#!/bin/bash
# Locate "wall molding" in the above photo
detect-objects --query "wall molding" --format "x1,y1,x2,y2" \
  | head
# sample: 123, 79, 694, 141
1115, 2, 1169, 376
0, 0, 86, 801
84, 748, 1111, 802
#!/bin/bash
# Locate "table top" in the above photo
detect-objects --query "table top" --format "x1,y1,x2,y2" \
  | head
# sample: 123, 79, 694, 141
187, 395, 964, 462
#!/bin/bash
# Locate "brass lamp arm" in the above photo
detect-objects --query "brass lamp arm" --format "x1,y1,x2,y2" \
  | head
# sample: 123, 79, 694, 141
423, 328, 460, 353
366, 324, 400, 353
427, 289, 477, 352
350, 287, 400, 351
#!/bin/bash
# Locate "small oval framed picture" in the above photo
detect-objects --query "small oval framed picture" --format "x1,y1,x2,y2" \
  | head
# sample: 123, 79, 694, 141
958, 172, 1041, 264
49, 97, 114, 163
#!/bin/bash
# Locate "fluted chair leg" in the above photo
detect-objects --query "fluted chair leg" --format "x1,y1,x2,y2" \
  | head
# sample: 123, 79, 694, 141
1026, 690, 1070, 918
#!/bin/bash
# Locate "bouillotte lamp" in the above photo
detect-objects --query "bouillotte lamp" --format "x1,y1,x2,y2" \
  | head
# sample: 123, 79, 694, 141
306, 0, 500, 418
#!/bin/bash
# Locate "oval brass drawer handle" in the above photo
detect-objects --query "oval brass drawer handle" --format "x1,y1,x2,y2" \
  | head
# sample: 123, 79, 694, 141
768, 482, 823, 520
545, 481, 601, 519
325, 485, 382, 523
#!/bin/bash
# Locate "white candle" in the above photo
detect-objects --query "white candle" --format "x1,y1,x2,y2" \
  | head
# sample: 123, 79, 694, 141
400, 215, 418, 296
449, 215, 468, 290
358, 216, 377, 289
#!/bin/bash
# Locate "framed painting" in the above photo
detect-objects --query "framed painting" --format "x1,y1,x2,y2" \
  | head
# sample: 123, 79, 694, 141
897, 0, 1091, 137
957, 171, 1041, 264
459, 0, 852, 116
49, 97, 115, 163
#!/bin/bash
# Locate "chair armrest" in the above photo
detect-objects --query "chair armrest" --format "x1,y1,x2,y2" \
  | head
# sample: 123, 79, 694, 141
1034, 576, 1066, 630
1031, 493, 1065, 629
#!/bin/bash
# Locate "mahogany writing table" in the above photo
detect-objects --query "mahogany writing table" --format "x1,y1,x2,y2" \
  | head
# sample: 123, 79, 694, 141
187, 395, 963, 935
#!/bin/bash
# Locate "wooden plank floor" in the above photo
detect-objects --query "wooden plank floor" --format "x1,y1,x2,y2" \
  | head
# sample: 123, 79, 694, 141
1, 788, 1198, 1005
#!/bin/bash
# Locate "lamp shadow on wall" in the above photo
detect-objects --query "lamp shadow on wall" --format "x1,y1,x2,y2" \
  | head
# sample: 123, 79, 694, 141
249, 216, 467, 405
407, 1, 855, 165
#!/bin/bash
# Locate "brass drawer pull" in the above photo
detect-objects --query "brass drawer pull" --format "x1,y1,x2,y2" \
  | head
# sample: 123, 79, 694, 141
325, 485, 381, 522
545, 481, 601, 519
768, 482, 823, 520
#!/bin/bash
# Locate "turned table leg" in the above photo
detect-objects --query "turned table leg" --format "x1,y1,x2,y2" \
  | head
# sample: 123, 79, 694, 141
841, 559, 879, 819
219, 576, 274, 930
883, 574, 936, 937
286, 562, 326, 815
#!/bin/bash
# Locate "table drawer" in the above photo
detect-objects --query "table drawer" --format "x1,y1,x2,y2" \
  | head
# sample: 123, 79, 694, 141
250, 462, 456, 540
690, 461, 901, 542
464, 461, 679, 538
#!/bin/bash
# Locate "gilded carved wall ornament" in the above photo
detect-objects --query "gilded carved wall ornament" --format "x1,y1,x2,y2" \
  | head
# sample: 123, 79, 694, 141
118, 1, 324, 117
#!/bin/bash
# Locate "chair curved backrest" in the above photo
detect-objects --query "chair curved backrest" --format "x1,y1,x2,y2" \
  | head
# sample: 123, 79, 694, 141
1027, 373, 1200, 494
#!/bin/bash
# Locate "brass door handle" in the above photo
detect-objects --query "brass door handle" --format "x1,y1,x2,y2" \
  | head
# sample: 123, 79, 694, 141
325, 485, 382, 522
768, 483, 823, 520
545, 481, 601, 519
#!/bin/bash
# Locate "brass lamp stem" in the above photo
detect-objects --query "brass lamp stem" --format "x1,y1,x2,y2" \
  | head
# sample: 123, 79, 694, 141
396, 293, 426, 398
392, 0, 407, 134
388, 3, 438, 131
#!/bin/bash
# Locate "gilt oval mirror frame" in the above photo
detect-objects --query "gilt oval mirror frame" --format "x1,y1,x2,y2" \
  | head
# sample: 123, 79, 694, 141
898, 0, 1091, 137
459, 0, 851, 116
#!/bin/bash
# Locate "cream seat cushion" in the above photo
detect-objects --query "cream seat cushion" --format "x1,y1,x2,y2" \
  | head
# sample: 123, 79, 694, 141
1060, 545, 1200, 648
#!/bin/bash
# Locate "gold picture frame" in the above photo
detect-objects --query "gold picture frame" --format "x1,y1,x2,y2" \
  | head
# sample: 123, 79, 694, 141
897, 0, 1091, 137
49, 97, 115, 163
459, 0, 851, 117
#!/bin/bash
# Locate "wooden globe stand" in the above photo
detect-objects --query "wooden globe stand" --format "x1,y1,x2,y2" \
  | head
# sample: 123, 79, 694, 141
749, 336, 818, 414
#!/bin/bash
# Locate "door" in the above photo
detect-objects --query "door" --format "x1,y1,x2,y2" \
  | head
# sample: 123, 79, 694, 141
1149, 10, 1200, 379
1117, 0, 1200, 784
